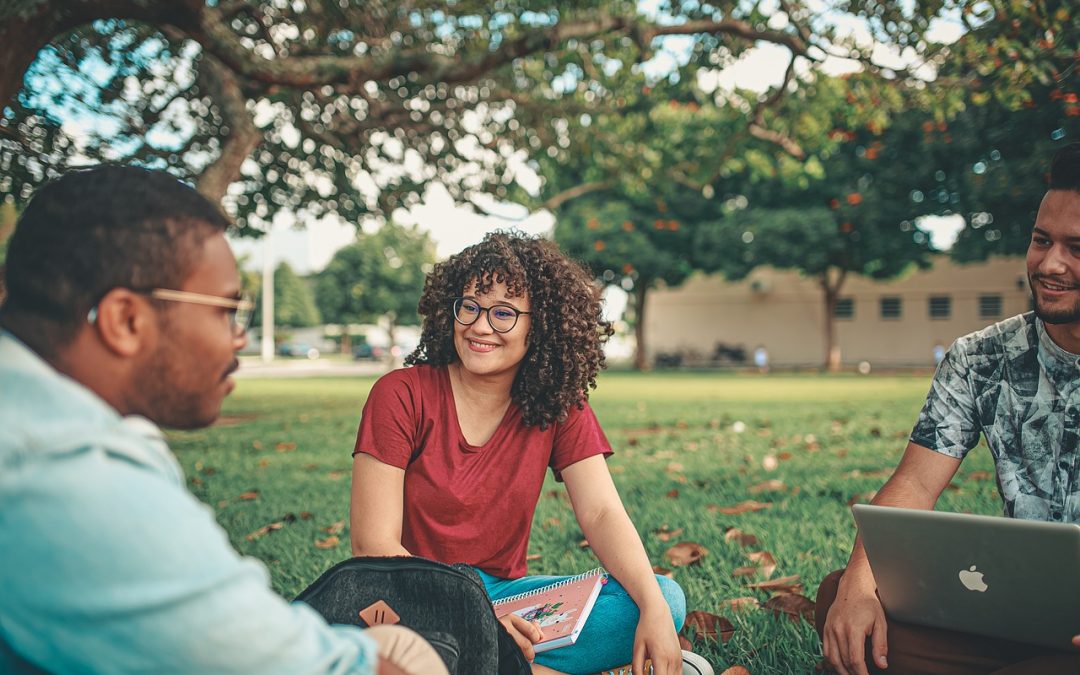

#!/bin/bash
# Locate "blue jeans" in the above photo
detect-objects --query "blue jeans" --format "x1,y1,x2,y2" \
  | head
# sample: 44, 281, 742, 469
474, 568, 687, 674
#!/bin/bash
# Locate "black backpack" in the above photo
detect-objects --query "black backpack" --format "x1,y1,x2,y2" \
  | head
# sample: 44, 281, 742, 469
295, 556, 531, 675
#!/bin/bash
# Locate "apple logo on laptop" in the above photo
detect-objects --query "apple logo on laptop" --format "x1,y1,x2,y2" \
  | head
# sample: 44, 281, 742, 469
958, 565, 988, 592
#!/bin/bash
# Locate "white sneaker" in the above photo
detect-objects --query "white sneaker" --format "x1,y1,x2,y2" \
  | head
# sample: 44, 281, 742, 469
599, 650, 714, 675
680, 649, 714, 675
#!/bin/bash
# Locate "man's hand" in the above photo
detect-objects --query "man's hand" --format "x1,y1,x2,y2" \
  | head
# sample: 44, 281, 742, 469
1072, 635, 1080, 648
822, 581, 889, 675
498, 613, 544, 663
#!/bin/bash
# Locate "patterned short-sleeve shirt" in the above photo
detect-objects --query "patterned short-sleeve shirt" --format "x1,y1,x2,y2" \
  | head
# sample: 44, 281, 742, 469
911, 312, 1080, 523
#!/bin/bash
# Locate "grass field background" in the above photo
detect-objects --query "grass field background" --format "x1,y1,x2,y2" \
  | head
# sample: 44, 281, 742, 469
169, 372, 999, 673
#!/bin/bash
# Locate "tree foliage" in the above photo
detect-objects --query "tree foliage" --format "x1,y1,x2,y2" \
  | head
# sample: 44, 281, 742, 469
269, 261, 320, 328
314, 221, 435, 333
1, 0, 1010, 234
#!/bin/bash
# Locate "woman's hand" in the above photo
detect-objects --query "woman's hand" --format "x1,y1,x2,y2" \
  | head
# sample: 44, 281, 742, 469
632, 604, 682, 675
498, 613, 544, 664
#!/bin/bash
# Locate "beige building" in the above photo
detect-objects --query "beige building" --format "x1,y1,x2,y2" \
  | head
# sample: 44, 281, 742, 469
645, 256, 1031, 368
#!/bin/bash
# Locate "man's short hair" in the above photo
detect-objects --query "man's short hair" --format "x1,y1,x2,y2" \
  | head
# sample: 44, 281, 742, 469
1, 165, 230, 353
1049, 142, 1080, 192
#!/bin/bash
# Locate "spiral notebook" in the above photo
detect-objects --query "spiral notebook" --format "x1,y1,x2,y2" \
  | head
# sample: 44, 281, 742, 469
492, 568, 607, 653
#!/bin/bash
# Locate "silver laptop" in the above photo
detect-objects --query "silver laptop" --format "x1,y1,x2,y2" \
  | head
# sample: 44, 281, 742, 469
852, 504, 1080, 650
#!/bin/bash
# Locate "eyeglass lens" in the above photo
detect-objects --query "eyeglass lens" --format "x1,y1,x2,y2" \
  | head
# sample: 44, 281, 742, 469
454, 298, 520, 333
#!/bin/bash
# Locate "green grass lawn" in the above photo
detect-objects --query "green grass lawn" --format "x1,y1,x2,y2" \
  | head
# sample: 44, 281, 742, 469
169, 372, 999, 674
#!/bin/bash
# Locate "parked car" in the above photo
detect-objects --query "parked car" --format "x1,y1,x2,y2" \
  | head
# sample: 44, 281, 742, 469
278, 342, 320, 359
352, 342, 384, 360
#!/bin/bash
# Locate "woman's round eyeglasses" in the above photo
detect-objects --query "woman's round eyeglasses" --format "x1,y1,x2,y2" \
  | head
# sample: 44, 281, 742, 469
452, 297, 530, 333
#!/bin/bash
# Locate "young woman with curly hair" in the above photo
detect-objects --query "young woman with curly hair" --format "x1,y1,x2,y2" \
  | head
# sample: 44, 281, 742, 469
349, 232, 709, 675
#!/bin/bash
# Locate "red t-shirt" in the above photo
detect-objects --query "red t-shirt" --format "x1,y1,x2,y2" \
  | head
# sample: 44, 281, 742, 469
353, 364, 612, 578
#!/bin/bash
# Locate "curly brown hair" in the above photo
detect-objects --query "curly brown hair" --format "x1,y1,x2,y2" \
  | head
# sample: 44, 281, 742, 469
405, 231, 613, 428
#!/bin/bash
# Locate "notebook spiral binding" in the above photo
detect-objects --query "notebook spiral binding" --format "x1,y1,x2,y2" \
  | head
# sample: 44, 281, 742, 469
491, 568, 607, 607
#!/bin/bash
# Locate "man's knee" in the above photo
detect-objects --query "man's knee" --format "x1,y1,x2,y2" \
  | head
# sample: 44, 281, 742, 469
815, 568, 846, 638
363, 624, 450, 675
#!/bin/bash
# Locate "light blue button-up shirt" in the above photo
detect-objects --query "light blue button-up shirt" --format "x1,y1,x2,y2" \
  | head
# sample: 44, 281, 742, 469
0, 331, 378, 673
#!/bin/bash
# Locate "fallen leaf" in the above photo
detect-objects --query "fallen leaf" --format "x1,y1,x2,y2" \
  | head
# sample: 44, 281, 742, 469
679, 635, 693, 651
323, 520, 345, 535
545, 518, 562, 527
666, 488, 680, 498
764, 592, 816, 624
778, 451, 794, 461
682, 610, 735, 643
746, 551, 777, 578
714, 500, 772, 516
748, 479, 785, 494
579, 539, 590, 549
746, 574, 803, 593
526, 553, 542, 561
257, 459, 269, 468
251, 440, 264, 450
327, 471, 345, 481
275, 441, 297, 452
847, 490, 878, 506
732, 566, 760, 578
667, 462, 685, 473
245, 521, 284, 541
655, 525, 685, 542
721, 667, 750, 675
762, 455, 779, 471
721, 597, 760, 611
300, 512, 313, 520
724, 528, 760, 548
653, 566, 674, 578
238, 491, 259, 501
968, 470, 993, 481
314, 536, 340, 549
665, 541, 708, 566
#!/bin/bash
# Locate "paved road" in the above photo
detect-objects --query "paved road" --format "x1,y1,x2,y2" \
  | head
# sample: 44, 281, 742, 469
235, 357, 393, 379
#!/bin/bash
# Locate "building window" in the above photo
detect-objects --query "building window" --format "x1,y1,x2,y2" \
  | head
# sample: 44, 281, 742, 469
929, 295, 952, 319
979, 294, 1003, 318
880, 296, 902, 319
834, 297, 855, 319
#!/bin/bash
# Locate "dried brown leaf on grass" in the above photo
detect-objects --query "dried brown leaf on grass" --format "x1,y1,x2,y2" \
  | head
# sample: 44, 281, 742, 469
654, 525, 685, 542
712, 500, 772, 515
665, 541, 707, 566
324, 520, 345, 535
682, 610, 735, 643
748, 479, 785, 494
238, 491, 259, 501
721, 597, 760, 611
666, 488, 680, 499
652, 566, 674, 578
763, 592, 816, 624
526, 553, 542, 561
314, 536, 340, 549
245, 521, 284, 541
724, 527, 759, 548
720, 667, 751, 675
746, 574, 803, 593
847, 490, 878, 506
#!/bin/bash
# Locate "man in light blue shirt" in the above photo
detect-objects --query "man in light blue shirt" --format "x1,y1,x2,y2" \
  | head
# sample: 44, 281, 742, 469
0, 166, 445, 674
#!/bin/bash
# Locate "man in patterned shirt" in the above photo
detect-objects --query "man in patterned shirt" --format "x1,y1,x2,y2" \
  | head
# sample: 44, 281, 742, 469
816, 143, 1080, 675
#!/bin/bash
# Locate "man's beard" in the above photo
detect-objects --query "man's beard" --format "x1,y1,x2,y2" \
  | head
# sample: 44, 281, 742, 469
1031, 276, 1080, 325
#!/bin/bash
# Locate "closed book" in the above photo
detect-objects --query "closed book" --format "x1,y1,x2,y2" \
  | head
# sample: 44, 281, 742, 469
492, 568, 607, 653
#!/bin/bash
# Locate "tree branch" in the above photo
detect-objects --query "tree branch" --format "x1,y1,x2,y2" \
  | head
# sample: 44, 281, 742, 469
194, 53, 261, 203
540, 180, 613, 211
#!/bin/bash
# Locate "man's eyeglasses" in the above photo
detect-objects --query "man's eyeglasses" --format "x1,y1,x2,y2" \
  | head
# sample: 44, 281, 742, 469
88, 288, 255, 336
452, 297, 531, 334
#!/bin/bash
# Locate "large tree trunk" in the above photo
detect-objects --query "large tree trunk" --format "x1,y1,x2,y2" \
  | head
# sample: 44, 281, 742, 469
632, 282, 650, 371
819, 268, 847, 373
